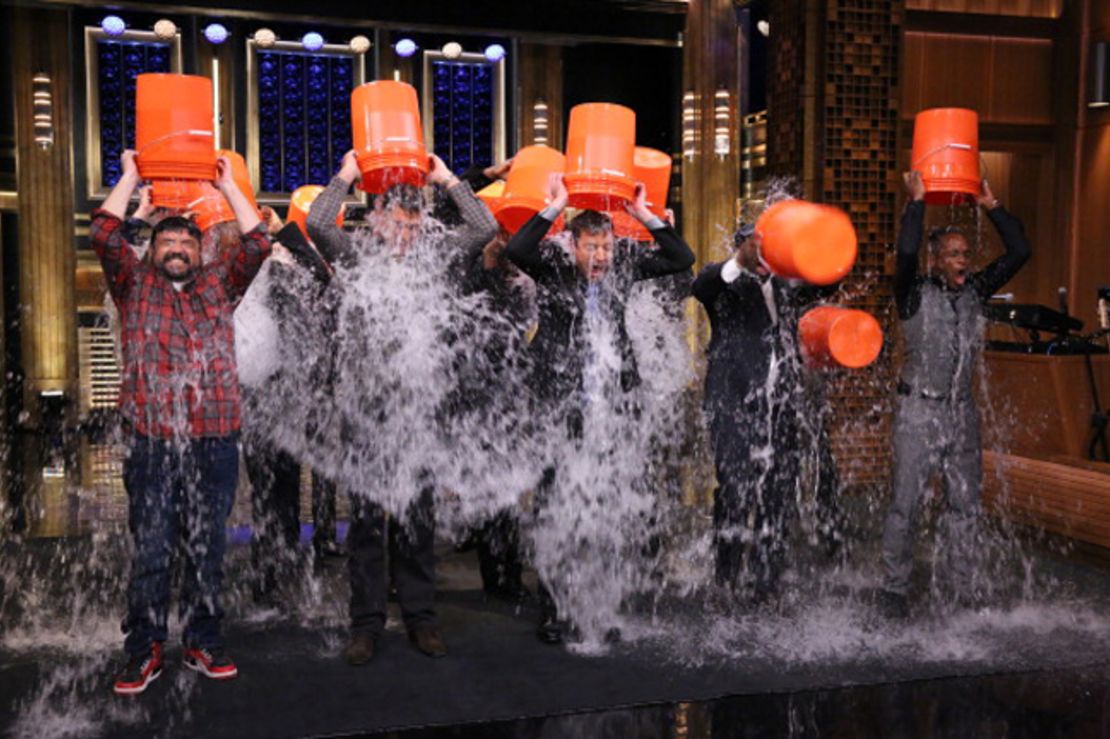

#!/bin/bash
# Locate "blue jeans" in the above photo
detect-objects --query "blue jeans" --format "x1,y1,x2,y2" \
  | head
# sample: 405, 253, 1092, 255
122, 433, 239, 655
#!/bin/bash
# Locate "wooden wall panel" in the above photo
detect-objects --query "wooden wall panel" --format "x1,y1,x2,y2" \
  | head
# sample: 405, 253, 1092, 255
906, 0, 1061, 17
516, 43, 563, 151
1071, 120, 1110, 331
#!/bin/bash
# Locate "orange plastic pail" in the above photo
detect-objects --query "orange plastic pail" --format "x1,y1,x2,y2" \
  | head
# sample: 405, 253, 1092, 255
911, 107, 980, 205
564, 103, 636, 212
287, 185, 344, 242
351, 80, 429, 195
494, 145, 566, 233
755, 200, 858, 286
135, 73, 217, 181
798, 306, 884, 369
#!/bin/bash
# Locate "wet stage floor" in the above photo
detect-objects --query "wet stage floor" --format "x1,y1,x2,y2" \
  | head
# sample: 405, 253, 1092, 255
4, 434, 1110, 737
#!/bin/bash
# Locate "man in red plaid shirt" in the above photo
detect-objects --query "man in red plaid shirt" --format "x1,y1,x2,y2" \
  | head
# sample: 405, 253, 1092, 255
92, 150, 271, 695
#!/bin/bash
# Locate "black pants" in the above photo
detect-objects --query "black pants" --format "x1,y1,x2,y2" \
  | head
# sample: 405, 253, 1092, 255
710, 397, 799, 599
348, 487, 437, 635
311, 472, 338, 551
476, 508, 524, 593
243, 436, 302, 596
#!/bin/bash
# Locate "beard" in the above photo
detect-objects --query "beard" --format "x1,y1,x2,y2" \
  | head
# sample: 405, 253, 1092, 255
159, 254, 196, 283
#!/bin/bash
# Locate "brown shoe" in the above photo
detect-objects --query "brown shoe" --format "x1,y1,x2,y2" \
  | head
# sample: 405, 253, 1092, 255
408, 625, 447, 658
344, 631, 376, 666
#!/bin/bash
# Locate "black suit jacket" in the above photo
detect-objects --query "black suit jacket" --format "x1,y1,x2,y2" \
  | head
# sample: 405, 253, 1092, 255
505, 212, 695, 407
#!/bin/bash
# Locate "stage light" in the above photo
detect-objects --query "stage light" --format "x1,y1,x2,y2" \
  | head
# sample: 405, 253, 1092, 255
101, 15, 126, 37
532, 99, 549, 146
1091, 42, 1109, 109
254, 28, 277, 48
484, 44, 506, 62
204, 23, 229, 45
32, 73, 54, 149
757, 20, 770, 37
153, 19, 177, 40
302, 32, 325, 52
394, 38, 417, 58
442, 42, 463, 60
350, 35, 372, 54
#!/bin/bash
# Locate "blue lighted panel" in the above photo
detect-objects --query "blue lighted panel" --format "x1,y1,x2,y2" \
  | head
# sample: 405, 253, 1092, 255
431, 60, 495, 175
97, 39, 170, 187
256, 49, 355, 193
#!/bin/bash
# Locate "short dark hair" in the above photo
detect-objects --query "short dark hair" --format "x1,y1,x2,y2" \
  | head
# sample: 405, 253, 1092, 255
927, 225, 965, 256
569, 210, 612, 240
151, 215, 202, 244
381, 184, 423, 215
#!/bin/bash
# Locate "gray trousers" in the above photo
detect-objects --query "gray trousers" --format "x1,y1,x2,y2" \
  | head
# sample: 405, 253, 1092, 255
881, 394, 981, 596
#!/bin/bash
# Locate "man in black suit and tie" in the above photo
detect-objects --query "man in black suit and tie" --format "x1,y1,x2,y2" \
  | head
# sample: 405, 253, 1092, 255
505, 174, 695, 644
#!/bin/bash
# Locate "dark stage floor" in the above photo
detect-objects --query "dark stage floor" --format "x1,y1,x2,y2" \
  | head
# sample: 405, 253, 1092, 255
5, 541, 1110, 739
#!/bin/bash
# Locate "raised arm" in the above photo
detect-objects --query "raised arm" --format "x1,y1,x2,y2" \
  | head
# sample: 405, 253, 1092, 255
627, 184, 695, 280
306, 150, 359, 269
429, 154, 498, 258
971, 180, 1032, 300
215, 155, 272, 302
893, 171, 926, 320
90, 150, 142, 303
504, 172, 567, 281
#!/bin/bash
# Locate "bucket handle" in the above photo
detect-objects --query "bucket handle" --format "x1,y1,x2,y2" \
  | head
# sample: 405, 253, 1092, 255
911, 142, 974, 168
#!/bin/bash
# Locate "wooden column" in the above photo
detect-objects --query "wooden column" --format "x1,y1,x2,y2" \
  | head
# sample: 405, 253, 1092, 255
516, 43, 564, 151
681, 0, 741, 269
12, 7, 77, 427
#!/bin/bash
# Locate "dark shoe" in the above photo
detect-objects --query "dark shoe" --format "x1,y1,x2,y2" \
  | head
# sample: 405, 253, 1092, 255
604, 626, 622, 644
408, 625, 447, 658
537, 616, 564, 645
183, 645, 238, 680
876, 589, 910, 620
113, 642, 163, 695
344, 631, 376, 666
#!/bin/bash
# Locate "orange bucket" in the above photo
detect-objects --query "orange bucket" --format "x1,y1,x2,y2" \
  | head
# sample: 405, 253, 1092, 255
287, 185, 344, 242
217, 150, 259, 213
608, 147, 672, 241
755, 200, 858, 286
564, 103, 636, 211
187, 183, 235, 232
476, 180, 504, 211
798, 306, 884, 369
911, 108, 980, 205
351, 80, 429, 195
135, 73, 216, 181
493, 145, 566, 233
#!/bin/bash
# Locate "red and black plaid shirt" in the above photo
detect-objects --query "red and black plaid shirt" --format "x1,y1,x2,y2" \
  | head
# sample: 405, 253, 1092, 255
90, 209, 272, 439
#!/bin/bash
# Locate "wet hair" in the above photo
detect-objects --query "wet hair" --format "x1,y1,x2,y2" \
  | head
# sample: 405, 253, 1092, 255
380, 184, 423, 216
927, 225, 966, 256
151, 215, 202, 245
569, 210, 612, 240
733, 221, 756, 250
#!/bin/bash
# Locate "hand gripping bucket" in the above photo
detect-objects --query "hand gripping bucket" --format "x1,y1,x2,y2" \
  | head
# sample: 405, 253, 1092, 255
287, 185, 344, 242
911, 108, 980, 205
135, 73, 217, 181
564, 103, 636, 212
351, 80, 429, 195
798, 306, 884, 369
755, 200, 858, 286
609, 147, 672, 242
493, 145, 566, 234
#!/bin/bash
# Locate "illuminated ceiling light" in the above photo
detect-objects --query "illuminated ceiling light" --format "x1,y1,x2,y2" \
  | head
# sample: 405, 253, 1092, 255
153, 19, 177, 40
757, 20, 770, 37
203, 23, 229, 45
484, 43, 506, 62
302, 32, 325, 52
1091, 41, 1109, 109
254, 28, 277, 48
442, 42, 463, 59
350, 35, 372, 54
394, 38, 418, 58
101, 15, 126, 36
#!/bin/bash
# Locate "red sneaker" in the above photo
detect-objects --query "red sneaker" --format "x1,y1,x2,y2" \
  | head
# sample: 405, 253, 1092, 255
183, 646, 238, 680
113, 642, 163, 695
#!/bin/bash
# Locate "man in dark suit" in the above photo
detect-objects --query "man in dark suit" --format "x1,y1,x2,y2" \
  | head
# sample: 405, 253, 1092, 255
693, 221, 835, 604
505, 174, 695, 644
307, 150, 498, 664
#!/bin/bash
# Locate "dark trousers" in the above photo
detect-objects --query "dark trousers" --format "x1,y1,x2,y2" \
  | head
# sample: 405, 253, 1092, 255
348, 487, 437, 635
122, 433, 238, 655
476, 508, 523, 592
710, 399, 799, 599
243, 437, 302, 595
311, 473, 338, 551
